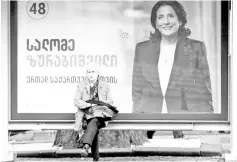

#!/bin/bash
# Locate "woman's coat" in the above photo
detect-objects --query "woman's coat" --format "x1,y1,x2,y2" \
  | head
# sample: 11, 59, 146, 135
74, 79, 114, 131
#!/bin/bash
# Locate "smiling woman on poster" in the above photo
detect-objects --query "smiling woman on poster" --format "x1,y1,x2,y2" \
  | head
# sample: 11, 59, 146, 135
132, 0, 213, 113
132, 0, 213, 137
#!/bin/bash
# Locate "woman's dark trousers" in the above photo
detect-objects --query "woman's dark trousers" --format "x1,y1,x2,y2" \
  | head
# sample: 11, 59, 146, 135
83, 117, 101, 161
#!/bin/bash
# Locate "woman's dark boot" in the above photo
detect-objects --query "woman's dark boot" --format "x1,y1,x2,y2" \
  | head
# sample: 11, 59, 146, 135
147, 131, 156, 139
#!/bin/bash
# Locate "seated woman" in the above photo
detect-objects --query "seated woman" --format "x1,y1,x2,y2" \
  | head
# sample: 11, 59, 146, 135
74, 64, 117, 161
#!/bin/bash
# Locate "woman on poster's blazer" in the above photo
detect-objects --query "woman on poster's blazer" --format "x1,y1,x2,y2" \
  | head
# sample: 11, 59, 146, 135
132, 35, 213, 113
132, 1, 213, 114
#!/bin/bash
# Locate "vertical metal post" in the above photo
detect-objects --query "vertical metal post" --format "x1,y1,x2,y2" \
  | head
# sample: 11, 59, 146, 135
230, 0, 237, 159
0, 1, 15, 161
225, 0, 237, 161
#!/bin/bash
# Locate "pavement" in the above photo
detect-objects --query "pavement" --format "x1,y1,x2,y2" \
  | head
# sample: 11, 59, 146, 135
8, 130, 231, 158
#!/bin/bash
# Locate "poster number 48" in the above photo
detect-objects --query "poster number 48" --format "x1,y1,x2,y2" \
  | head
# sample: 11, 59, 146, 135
26, 1, 49, 20
30, 3, 46, 15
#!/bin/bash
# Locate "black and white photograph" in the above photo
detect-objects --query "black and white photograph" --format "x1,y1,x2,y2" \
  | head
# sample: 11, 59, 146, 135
10, 0, 228, 120
0, 0, 236, 162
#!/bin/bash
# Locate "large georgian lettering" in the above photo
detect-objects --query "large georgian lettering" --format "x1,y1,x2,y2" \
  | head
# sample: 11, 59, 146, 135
68, 39, 75, 51
42, 39, 49, 51
37, 54, 45, 67
34, 39, 41, 51
27, 39, 34, 51
27, 39, 75, 51
50, 39, 60, 51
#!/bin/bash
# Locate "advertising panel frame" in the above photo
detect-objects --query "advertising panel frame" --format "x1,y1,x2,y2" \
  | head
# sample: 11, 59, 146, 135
9, 0, 230, 124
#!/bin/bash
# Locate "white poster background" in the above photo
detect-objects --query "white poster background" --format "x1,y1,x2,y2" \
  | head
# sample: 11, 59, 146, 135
17, 1, 221, 113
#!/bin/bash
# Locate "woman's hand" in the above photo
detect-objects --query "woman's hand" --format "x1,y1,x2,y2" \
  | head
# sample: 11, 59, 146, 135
88, 104, 97, 113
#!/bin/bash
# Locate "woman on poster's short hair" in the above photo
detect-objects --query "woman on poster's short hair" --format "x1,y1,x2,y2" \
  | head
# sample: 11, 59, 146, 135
132, 0, 213, 138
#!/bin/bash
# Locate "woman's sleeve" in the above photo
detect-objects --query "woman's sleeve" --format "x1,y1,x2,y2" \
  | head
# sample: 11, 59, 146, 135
74, 83, 91, 109
132, 44, 143, 112
200, 42, 212, 94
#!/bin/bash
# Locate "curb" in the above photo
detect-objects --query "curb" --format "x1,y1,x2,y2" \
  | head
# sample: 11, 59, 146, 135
16, 150, 56, 158
16, 144, 223, 158
200, 144, 223, 157
132, 147, 200, 156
